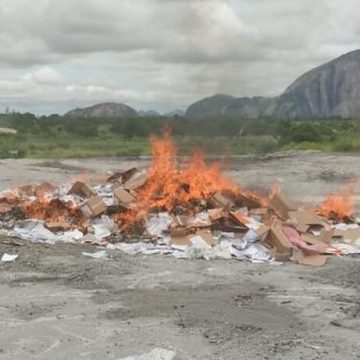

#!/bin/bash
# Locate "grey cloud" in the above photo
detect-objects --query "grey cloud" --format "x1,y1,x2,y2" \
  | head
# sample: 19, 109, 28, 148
0, 0, 360, 114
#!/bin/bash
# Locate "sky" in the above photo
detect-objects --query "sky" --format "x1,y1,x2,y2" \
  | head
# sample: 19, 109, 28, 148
0, 0, 360, 115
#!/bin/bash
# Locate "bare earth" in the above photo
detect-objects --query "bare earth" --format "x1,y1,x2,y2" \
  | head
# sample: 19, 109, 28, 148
0, 151, 360, 359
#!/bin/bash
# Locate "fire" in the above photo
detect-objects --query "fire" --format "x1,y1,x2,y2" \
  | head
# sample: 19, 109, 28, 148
21, 193, 86, 229
318, 183, 356, 221
116, 129, 264, 227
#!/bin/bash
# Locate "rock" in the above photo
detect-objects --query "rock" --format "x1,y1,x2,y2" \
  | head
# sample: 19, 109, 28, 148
65, 102, 138, 118
185, 49, 360, 119
275, 49, 360, 118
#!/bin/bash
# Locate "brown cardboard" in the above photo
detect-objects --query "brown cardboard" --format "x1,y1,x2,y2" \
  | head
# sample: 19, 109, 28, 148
125, 172, 148, 190
170, 227, 188, 237
196, 229, 217, 246
288, 210, 326, 233
294, 250, 327, 267
333, 227, 360, 244
256, 224, 271, 238
294, 223, 310, 233
229, 211, 249, 227
301, 233, 325, 246
68, 181, 94, 198
262, 224, 293, 260
318, 228, 334, 244
288, 210, 324, 225
208, 192, 234, 209
90, 173, 110, 185
34, 182, 56, 197
114, 187, 136, 205
208, 208, 225, 222
80, 196, 107, 217
45, 220, 71, 232
271, 248, 293, 262
270, 192, 297, 219
171, 234, 191, 246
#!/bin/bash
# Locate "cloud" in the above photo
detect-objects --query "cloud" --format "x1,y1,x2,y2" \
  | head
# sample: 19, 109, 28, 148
0, 0, 360, 114
23, 66, 64, 85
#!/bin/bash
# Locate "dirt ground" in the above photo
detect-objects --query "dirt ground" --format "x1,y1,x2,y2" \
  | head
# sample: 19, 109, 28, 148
0, 151, 360, 359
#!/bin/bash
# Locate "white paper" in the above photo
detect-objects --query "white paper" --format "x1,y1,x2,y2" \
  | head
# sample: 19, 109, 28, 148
1, 253, 18, 262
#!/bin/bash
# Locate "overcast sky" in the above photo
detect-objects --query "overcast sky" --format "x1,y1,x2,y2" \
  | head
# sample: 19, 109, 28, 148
0, 0, 359, 115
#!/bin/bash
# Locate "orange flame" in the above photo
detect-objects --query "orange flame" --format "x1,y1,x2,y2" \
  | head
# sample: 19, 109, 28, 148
21, 193, 87, 230
318, 183, 356, 221
116, 129, 264, 227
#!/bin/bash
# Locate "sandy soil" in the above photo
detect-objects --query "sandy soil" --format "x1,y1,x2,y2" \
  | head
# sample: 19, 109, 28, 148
0, 151, 360, 359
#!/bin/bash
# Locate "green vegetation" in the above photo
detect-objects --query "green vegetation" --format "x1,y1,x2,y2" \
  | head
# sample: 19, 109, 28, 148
0, 112, 360, 158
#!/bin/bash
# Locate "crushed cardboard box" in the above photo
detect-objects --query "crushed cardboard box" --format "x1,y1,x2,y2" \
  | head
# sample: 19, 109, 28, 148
80, 196, 107, 217
270, 192, 297, 219
68, 181, 94, 198
113, 187, 136, 205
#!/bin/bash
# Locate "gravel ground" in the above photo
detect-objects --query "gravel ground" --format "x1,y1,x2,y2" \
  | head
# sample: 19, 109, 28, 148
0, 151, 359, 359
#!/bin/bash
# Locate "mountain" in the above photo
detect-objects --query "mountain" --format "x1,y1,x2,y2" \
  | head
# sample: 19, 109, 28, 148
65, 102, 138, 118
186, 94, 276, 119
185, 50, 360, 118
274, 50, 360, 117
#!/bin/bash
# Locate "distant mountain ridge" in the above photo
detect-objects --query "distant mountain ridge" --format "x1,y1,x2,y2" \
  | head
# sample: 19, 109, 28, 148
65, 102, 138, 118
64, 50, 360, 119
186, 49, 360, 118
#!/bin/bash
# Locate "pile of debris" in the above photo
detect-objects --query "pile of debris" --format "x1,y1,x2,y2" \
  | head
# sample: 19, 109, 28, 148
0, 132, 359, 266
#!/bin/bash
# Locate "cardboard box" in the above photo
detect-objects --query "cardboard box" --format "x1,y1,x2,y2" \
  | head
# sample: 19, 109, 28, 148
333, 227, 360, 244
171, 234, 191, 246
114, 187, 136, 205
68, 181, 94, 198
301, 233, 326, 246
208, 192, 234, 209
125, 171, 148, 190
288, 210, 326, 233
171, 229, 216, 247
208, 208, 225, 222
270, 192, 297, 219
229, 210, 249, 227
195, 229, 216, 246
34, 182, 56, 197
45, 220, 71, 232
293, 250, 327, 267
170, 227, 188, 237
256, 224, 271, 238
262, 224, 293, 260
80, 196, 107, 217
319, 228, 334, 244
90, 173, 110, 185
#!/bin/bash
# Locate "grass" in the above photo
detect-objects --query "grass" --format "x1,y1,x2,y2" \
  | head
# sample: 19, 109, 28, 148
2, 132, 360, 159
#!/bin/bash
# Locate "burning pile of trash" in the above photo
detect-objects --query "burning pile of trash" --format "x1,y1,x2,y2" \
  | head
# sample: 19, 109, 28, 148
1, 131, 360, 266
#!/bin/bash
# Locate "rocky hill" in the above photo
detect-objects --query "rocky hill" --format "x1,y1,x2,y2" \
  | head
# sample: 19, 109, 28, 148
186, 50, 360, 118
65, 102, 138, 118
186, 94, 276, 119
